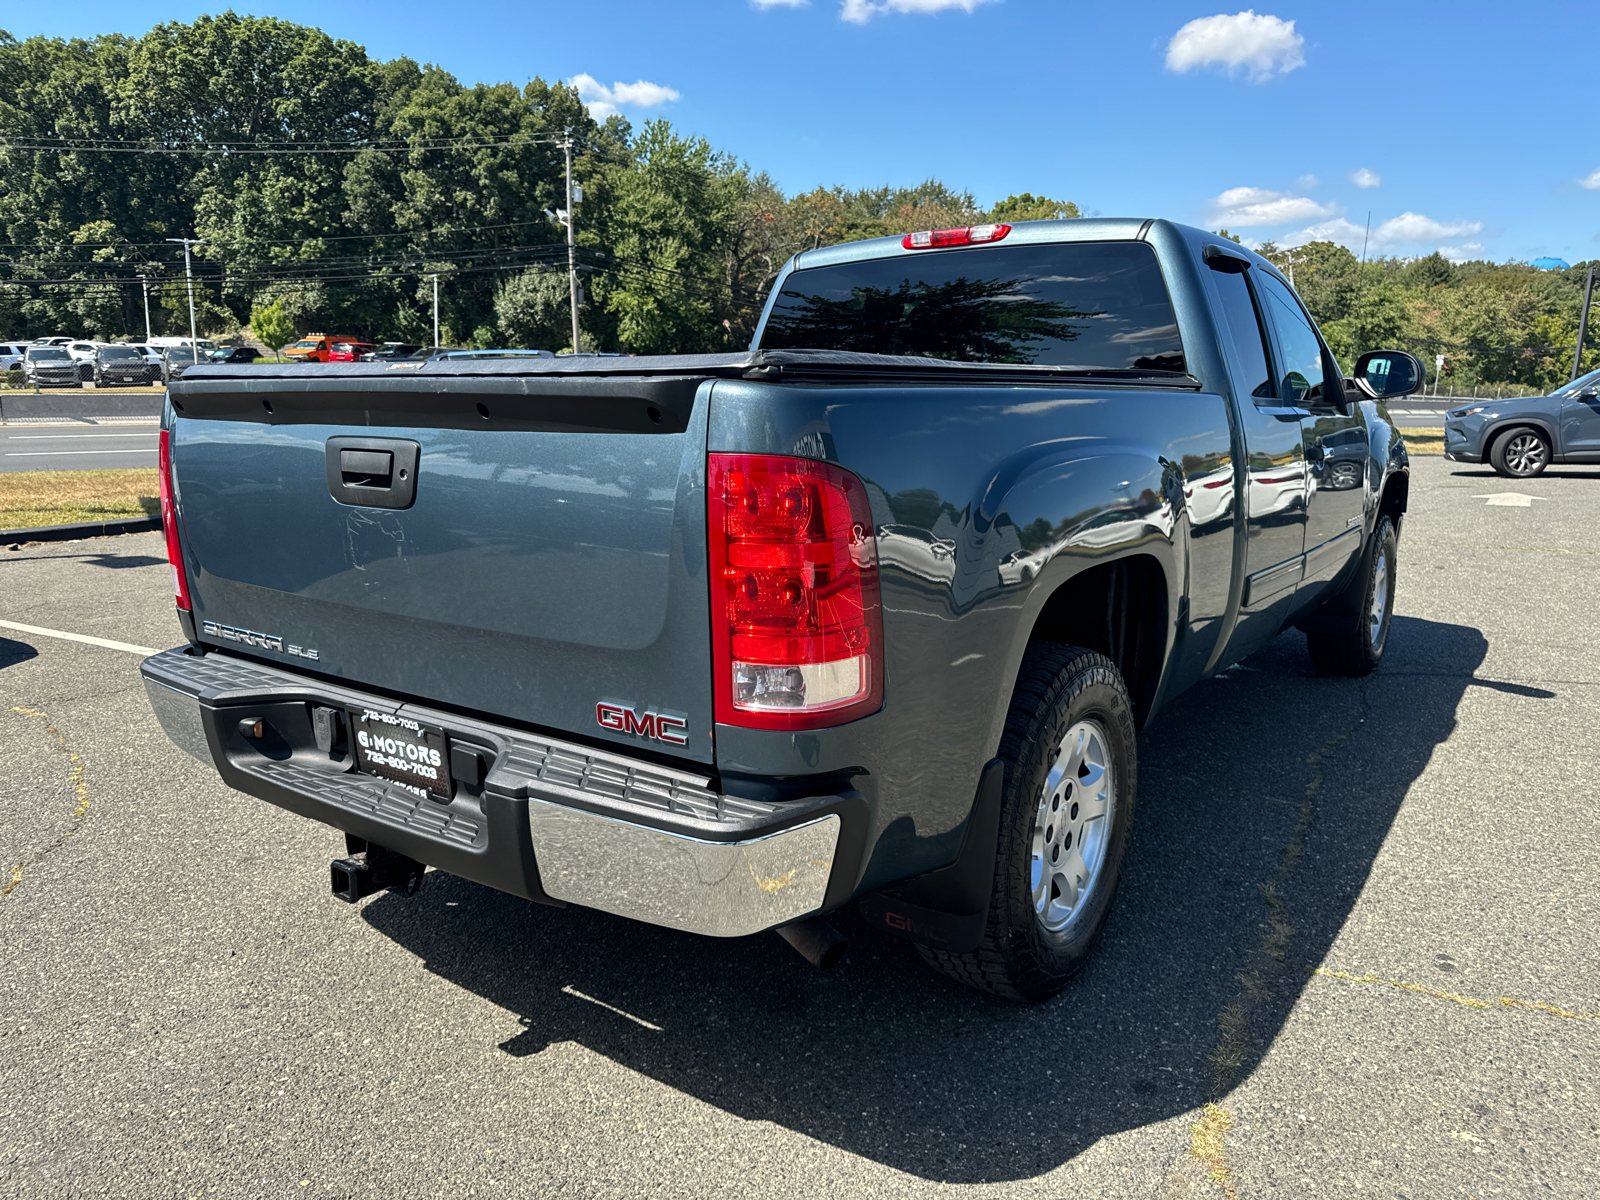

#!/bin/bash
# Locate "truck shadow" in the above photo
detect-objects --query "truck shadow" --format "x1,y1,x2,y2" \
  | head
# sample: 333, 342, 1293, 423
362, 614, 1489, 1183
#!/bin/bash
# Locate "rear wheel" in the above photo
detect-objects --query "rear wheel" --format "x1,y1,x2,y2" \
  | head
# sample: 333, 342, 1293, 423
1489, 427, 1550, 478
918, 644, 1136, 1003
1306, 514, 1397, 676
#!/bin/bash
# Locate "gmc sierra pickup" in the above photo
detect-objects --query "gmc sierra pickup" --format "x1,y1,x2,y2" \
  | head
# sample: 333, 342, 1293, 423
142, 218, 1422, 1001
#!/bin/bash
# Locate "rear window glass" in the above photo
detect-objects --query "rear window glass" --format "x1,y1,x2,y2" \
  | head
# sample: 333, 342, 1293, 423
759, 240, 1185, 371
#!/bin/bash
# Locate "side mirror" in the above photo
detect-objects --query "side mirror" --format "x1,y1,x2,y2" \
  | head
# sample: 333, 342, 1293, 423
1351, 350, 1424, 400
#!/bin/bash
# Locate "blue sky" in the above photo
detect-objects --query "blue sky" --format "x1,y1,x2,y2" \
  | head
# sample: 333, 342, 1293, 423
16, 1, 1600, 263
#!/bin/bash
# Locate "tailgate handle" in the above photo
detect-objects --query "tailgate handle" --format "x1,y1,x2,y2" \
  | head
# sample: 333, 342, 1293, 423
325, 437, 420, 510
340, 448, 393, 488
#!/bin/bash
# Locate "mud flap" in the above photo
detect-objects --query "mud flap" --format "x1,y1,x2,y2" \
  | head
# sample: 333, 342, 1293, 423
859, 758, 1004, 954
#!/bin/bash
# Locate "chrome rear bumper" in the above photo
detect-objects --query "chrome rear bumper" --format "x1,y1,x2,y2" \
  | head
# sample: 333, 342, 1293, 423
140, 646, 848, 937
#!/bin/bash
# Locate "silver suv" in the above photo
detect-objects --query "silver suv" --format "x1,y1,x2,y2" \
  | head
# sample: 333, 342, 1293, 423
22, 345, 83, 388
1443, 368, 1600, 477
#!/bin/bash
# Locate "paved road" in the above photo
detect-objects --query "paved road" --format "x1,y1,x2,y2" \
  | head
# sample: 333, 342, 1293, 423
1, 455, 1596, 1198
0, 422, 159, 472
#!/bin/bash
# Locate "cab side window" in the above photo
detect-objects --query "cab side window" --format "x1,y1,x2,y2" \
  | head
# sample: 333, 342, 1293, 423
1254, 273, 1328, 404
1211, 268, 1275, 400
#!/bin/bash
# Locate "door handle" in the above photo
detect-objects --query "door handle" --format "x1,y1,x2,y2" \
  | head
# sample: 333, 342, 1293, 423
325, 437, 420, 509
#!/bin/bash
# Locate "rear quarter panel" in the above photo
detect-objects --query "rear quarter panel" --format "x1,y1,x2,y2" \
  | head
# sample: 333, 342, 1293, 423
709, 378, 1236, 893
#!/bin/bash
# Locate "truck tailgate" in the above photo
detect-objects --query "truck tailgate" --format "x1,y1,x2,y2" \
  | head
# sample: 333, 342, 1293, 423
166, 370, 715, 763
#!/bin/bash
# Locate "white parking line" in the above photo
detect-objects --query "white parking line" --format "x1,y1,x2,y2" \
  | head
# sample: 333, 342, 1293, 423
5, 434, 156, 440
4, 449, 156, 457
0, 618, 158, 657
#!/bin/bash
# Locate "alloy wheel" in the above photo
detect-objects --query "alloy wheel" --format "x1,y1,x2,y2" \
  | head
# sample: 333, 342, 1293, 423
1368, 544, 1391, 648
1030, 719, 1115, 933
1504, 433, 1547, 475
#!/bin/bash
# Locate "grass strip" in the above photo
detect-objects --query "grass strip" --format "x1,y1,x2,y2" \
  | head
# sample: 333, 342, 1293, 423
0, 468, 159, 530
1402, 426, 1444, 454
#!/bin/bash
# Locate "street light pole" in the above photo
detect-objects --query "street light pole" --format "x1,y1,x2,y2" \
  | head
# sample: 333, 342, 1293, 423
136, 274, 152, 341
165, 238, 204, 363
1572, 265, 1596, 382
563, 132, 581, 354
430, 274, 439, 348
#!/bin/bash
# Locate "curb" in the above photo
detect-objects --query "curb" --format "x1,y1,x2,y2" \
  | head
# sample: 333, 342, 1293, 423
3, 517, 162, 545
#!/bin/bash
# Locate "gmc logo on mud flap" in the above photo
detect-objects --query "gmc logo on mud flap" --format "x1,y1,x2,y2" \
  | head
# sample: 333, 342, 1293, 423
882, 909, 951, 944
596, 702, 689, 746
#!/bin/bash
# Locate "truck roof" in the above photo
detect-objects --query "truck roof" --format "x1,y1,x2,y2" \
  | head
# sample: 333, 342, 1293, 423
789, 216, 1164, 272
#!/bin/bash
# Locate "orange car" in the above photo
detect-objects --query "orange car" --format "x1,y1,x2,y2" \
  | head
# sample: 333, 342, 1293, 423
326, 341, 376, 363
284, 334, 364, 363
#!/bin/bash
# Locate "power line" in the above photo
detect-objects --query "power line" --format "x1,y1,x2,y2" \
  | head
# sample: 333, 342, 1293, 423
0, 217, 570, 251
0, 134, 573, 156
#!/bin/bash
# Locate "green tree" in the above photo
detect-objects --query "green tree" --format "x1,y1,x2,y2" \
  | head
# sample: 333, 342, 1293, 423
250, 298, 295, 359
990, 193, 1081, 222
494, 269, 569, 351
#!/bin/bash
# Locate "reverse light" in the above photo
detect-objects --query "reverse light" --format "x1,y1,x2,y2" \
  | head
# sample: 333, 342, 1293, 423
708, 454, 883, 729
158, 428, 191, 611
902, 223, 1011, 250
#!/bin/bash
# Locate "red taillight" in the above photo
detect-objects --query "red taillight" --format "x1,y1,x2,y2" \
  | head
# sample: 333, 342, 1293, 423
158, 429, 191, 612
901, 223, 1011, 250
708, 454, 883, 729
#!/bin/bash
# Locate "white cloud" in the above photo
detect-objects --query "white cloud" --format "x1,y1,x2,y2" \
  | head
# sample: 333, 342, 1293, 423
1279, 213, 1484, 253
1165, 11, 1305, 82
1295, 173, 1319, 190
1579, 168, 1600, 191
841, 0, 986, 23
1208, 186, 1339, 227
752, 0, 808, 7
1439, 243, 1484, 263
1374, 212, 1483, 243
570, 73, 681, 120
1350, 167, 1381, 189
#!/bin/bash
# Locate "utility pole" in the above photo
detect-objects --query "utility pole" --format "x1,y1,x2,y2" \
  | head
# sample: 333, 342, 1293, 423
563, 132, 582, 354
136, 274, 152, 341
165, 237, 204, 363
1572, 264, 1596, 381
430, 274, 440, 348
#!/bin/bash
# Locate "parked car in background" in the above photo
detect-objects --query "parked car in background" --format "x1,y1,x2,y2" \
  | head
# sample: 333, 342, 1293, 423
93, 344, 162, 387
327, 341, 376, 363
160, 347, 206, 382
206, 347, 259, 365
32, 336, 74, 347
427, 349, 555, 360
360, 342, 422, 361
285, 334, 363, 363
122, 343, 166, 367
22, 345, 82, 388
1, 342, 29, 372
1444, 366, 1600, 477
67, 340, 102, 381
147, 337, 217, 363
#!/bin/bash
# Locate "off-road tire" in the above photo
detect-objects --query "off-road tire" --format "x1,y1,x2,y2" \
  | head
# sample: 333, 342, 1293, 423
1489, 426, 1550, 478
918, 644, 1137, 1003
1305, 514, 1397, 676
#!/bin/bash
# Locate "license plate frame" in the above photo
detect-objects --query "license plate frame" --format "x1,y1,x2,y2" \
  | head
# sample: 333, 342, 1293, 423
347, 707, 453, 799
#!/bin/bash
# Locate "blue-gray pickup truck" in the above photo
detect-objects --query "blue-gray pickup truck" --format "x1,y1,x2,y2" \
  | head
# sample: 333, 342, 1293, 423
141, 218, 1422, 1001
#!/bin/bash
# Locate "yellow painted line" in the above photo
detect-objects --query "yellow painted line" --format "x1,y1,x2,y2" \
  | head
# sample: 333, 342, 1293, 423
1314, 968, 1599, 1021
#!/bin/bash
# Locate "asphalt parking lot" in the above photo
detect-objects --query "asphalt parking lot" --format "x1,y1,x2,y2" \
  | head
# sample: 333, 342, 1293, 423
1, 454, 1597, 1198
